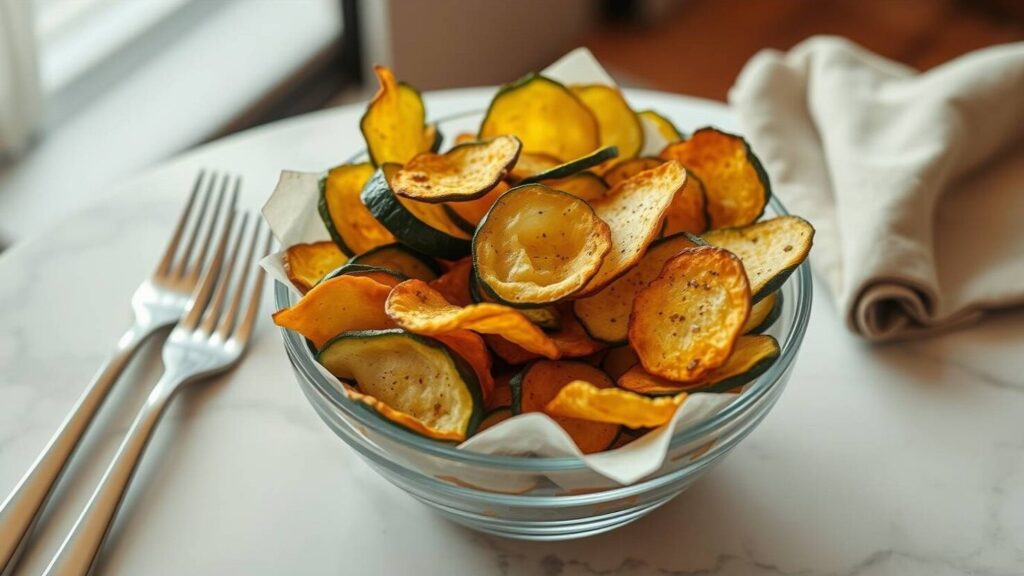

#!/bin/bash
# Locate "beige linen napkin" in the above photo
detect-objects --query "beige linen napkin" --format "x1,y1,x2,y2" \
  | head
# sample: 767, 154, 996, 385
729, 36, 1024, 340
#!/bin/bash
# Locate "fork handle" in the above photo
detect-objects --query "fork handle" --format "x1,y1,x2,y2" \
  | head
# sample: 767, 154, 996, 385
41, 371, 180, 576
0, 325, 153, 576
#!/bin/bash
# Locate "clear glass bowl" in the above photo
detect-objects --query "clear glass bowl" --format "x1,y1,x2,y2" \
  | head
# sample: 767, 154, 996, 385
273, 110, 813, 540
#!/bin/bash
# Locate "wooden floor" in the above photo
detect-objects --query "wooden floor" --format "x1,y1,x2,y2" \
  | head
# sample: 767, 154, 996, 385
584, 0, 1024, 101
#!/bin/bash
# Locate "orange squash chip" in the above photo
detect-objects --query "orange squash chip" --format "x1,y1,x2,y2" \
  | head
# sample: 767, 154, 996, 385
544, 380, 687, 429
320, 163, 395, 256
360, 65, 437, 166
433, 329, 495, 402
344, 385, 465, 442
541, 172, 608, 201
484, 334, 542, 365
385, 279, 560, 359
604, 158, 707, 235
571, 84, 643, 161
283, 241, 348, 293
272, 275, 395, 348
428, 257, 474, 306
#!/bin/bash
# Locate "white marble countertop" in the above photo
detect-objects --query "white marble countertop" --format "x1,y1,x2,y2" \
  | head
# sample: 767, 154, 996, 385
1, 88, 1022, 576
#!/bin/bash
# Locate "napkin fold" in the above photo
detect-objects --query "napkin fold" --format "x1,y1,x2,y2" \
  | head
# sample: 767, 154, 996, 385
729, 37, 1024, 340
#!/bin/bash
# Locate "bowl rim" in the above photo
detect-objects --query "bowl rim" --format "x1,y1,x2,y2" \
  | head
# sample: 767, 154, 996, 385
273, 108, 814, 473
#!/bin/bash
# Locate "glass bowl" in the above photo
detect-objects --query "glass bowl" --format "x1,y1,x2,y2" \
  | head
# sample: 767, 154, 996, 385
273, 109, 813, 541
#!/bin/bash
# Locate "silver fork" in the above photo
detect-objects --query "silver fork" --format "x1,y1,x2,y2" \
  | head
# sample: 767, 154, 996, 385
0, 172, 238, 575
42, 213, 272, 576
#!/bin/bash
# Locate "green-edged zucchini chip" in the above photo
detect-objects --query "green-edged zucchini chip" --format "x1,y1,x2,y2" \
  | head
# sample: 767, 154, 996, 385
540, 172, 608, 202
511, 360, 620, 453
660, 127, 770, 229
518, 146, 619, 185
319, 163, 395, 256
571, 85, 643, 161
321, 263, 408, 288
508, 152, 561, 182
629, 247, 750, 382
361, 166, 472, 260
743, 291, 782, 334
443, 181, 509, 234
578, 161, 686, 295
702, 215, 814, 303
473, 184, 611, 306
574, 233, 700, 344
360, 66, 437, 166
318, 329, 483, 441
350, 243, 441, 281
618, 335, 780, 395
604, 157, 708, 235
638, 110, 683, 143
479, 74, 600, 162
390, 135, 521, 203
283, 241, 348, 293
272, 275, 396, 349
467, 275, 562, 331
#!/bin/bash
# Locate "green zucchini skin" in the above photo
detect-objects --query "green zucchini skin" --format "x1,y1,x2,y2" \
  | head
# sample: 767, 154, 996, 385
468, 272, 562, 331
360, 169, 471, 260
430, 123, 444, 153
318, 328, 484, 438
350, 242, 442, 280
317, 175, 355, 256
747, 291, 783, 334
320, 263, 409, 285
518, 145, 619, 185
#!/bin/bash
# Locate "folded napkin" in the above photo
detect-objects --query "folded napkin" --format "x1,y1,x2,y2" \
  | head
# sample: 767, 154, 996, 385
729, 37, 1024, 340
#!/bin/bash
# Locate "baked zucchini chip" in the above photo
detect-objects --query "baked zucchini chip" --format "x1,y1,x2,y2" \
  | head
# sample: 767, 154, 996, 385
629, 247, 751, 381
579, 161, 686, 295
702, 215, 814, 303
618, 335, 780, 395
360, 65, 437, 166
432, 329, 495, 403
321, 263, 408, 288
479, 74, 600, 162
385, 279, 560, 359
361, 166, 472, 260
473, 184, 611, 306
390, 135, 521, 203
540, 172, 608, 202
638, 110, 683, 143
272, 275, 395, 348
508, 152, 561, 182
283, 241, 348, 293
350, 243, 441, 281
319, 163, 395, 256
511, 361, 620, 453
604, 158, 708, 234
574, 232, 700, 343
743, 292, 782, 334
660, 127, 770, 229
571, 85, 643, 160
602, 157, 663, 187
518, 146, 618, 185
443, 181, 509, 234
544, 380, 686, 429
318, 329, 483, 441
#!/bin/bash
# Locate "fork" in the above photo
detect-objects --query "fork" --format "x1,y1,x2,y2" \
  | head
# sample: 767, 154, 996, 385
0, 172, 238, 575
42, 212, 272, 576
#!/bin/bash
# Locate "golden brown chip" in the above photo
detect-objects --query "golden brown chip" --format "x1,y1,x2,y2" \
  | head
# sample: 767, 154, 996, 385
443, 181, 509, 233
390, 135, 521, 203
428, 257, 474, 307
283, 241, 348, 293
320, 163, 395, 255
508, 152, 562, 182
618, 335, 779, 394
702, 216, 814, 302
571, 84, 643, 161
602, 157, 663, 187
360, 66, 437, 166
664, 173, 709, 235
433, 329, 495, 402
544, 380, 686, 429
272, 275, 395, 348
628, 246, 750, 381
345, 385, 466, 442
540, 172, 608, 201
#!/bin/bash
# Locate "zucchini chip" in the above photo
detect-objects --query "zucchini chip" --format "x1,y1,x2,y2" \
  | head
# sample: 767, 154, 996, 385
518, 146, 618, 185
361, 166, 472, 260
703, 216, 814, 303
473, 184, 612, 306
428, 257, 474, 306
508, 152, 561, 182
574, 233, 700, 344
467, 275, 562, 330
579, 161, 687, 295
544, 380, 686, 429
478, 407, 513, 432
618, 335, 780, 395
385, 279, 560, 359
360, 65, 437, 166
350, 243, 441, 281
318, 329, 483, 441
319, 163, 395, 256
601, 345, 639, 380
638, 110, 683, 143
571, 85, 644, 160
629, 247, 751, 381
604, 158, 707, 235
443, 181, 509, 234
272, 275, 396, 348
540, 172, 608, 202
321, 263, 408, 288
479, 74, 600, 162
660, 127, 770, 228
283, 241, 348, 293
511, 361, 620, 454
433, 329, 495, 403
743, 291, 782, 334
390, 135, 521, 203
602, 157, 663, 187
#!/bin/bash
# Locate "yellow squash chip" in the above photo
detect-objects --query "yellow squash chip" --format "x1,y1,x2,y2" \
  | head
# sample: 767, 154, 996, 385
702, 215, 814, 302
508, 151, 561, 182
344, 385, 465, 442
660, 127, 770, 228
479, 74, 599, 162
579, 161, 687, 295
638, 110, 683, 143
618, 335, 780, 394
360, 65, 437, 166
545, 381, 686, 429
571, 84, 643, 161
473, 184, 611, 306
390, 135, 521, 203
283, 241, 348, 293
385, 279, 560, 359
319, 163, 395, 255
272, 275, 395, 348
629, 247, 751, 381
